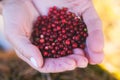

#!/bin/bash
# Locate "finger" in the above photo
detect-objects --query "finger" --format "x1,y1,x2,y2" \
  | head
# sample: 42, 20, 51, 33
81, 3, 104, 64
38, 57, 76, 73
85, 47, 104, 65
32, 0, 50, 15
15, 49, 40, 70
67, 48, 88, 68
16, 48, 76, 73
82, 3, 104, 52
6, 34, 43, 68
86, 30, 104, 53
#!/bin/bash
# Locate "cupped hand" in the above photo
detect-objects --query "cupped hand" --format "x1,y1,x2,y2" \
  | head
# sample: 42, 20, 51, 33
33, 0, 104, 64
2, 0, 88, 73
2, 0, 104, 73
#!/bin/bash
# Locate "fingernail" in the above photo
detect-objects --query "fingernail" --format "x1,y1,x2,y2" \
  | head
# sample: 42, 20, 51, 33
79, 58, 88, 68
30, 57, 38, 68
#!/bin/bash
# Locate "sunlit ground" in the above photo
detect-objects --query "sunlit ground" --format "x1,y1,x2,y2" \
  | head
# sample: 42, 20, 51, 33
93, 0, 120, 79
0, 0, 120, 79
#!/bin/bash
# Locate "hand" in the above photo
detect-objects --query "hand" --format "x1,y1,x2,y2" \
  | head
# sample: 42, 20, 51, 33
3, 0, 88, 73
3, 0, 104, 73
33, 0, 104, 64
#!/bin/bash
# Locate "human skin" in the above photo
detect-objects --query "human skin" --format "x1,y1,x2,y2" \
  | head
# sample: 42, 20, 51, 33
2, 0, 104, 73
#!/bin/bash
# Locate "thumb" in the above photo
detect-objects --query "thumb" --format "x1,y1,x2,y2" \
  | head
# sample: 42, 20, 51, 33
3, 0, 43, 68
6, 34, 43, 68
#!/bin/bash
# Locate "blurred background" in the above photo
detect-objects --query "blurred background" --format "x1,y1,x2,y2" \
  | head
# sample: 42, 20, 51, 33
93, 0, 120, 79
0, 0, 120, 80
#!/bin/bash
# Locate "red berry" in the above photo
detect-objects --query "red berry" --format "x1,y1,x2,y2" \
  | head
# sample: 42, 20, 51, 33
52, 43, 55, 46
62, 19, 66, 23
40, 35, 44, 38
57, 26, 61, 30
37, 16, 41, 21
62, 7, 68, 12
31, 6, 88, 58
60, 51, 66, 55
53, 28, 57, 32
45, 46, 49, 50
63, 47, 68, 51
44, 52, 48, 56
55, 46, 59, 50
62, 29, 66, 34
55, 21, 59, 24
51, 50, 56, 54
52, 24, 56, 27
49, 46, 53, 50
73, 36, 79, 41
59, 44, 64, 48
63, 34, 67, 39
41, 21, 45, 25
57, 37, 62, 41
80, 44, 85, 49
67, 50, 72, 54
72, 43, 78, 48
65, 40, 71, 45
61, 11, 65, 15
49, 38, 54, 42
39, 39, 45, 43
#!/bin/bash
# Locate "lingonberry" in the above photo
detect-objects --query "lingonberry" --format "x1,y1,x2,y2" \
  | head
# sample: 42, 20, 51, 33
57, 26, 61, 31
62, 29, 66, 34
44, 46, 49, 50
44, 52, 49, 56
72, 43, 78, 48
30, 6, 88, 58
65, 40, 71, 45
51, 50, 56, 54
39, 39, 45, 43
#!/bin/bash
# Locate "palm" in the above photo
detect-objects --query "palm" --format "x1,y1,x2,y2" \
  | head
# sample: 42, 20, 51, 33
33, 0, 89, 15
33, 0, 104, 64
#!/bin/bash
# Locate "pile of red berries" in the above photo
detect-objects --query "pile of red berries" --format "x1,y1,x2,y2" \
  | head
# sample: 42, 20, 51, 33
30, 6, 88, 58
